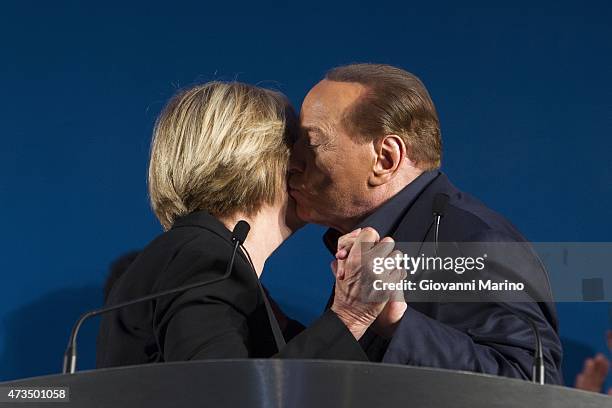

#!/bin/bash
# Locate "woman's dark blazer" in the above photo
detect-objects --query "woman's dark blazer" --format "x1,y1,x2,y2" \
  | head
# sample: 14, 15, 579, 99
96, 211, 366, 368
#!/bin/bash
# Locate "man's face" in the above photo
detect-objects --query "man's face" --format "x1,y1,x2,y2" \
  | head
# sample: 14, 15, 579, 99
288, 80, 375, 232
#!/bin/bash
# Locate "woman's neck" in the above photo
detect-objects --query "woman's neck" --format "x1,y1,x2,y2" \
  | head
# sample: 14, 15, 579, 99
219, 205, 291, 277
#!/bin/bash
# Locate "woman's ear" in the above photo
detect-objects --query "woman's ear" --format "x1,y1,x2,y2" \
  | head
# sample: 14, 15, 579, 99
368, 135, 406, 186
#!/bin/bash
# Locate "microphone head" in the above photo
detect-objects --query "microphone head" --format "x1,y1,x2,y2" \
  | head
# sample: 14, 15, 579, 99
232, 220, 251, 244
432, 193, 450, 217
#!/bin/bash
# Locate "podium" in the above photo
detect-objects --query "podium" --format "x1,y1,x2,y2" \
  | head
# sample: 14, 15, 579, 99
1, 360, 609, 407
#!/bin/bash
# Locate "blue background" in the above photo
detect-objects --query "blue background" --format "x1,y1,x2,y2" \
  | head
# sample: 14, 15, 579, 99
1, 0, 610, 390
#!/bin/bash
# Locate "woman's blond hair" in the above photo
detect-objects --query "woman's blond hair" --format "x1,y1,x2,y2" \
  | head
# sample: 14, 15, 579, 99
148, 81, 294, 230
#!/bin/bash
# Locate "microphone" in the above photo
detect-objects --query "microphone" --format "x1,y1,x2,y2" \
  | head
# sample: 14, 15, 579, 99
429, 193, 546, 384
432, 193, 450, 217
62, 220, 251, 374
432, 193, 450, 255
497, 303, 545, 384
232, 220, 250, 245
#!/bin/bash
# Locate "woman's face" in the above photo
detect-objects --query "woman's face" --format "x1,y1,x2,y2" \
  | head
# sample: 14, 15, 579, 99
280, 107, 306, 233
282, 188, 305, 233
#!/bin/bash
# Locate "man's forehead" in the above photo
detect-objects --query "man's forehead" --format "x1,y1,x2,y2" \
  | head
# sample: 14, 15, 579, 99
301, 79, 367, 124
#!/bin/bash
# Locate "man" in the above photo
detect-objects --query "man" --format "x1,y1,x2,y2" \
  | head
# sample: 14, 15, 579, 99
288, 63, 563, 383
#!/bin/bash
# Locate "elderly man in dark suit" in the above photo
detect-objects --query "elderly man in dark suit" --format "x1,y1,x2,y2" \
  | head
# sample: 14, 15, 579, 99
288, 63, 563, 383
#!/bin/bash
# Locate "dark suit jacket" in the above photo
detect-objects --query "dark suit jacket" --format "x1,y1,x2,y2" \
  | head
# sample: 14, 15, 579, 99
96, 211, 366, 368
355, 172, 563, 383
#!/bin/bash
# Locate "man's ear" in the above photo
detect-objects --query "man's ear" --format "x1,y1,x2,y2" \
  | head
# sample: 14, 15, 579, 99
368, 134, 406, 186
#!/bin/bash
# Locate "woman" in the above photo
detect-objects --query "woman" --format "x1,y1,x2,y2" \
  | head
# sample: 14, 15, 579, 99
96, 82, 402, 367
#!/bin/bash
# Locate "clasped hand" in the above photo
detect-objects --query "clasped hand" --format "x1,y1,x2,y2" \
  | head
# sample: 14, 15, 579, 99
330, 227, 407, 339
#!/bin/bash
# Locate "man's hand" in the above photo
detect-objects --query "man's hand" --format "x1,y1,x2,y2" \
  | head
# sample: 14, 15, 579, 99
334, 228, 408, 339
372, 301, 407, 339
574, 330, 612, 394
575, 353, 610, 393
330, 227, 406, 340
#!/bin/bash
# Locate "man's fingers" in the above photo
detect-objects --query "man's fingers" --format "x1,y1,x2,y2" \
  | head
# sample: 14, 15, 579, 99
336, 228, 362, 260
378, 237, 396, 254
336, 248, 348, 260
337, 263, 346, 280
389, 258, 408, 296
338, 228, 361, 245
593, 354, 610, 377
370, 250, 406, 303
382, 249, 404, 277
368, 237, 397, 261
579, 357, 606, 387
331, 259, 347, 280
353, 227, 381, 253
393, 260, 408, 281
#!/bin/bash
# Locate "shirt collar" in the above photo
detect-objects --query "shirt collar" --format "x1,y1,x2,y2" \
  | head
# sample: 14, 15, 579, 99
323, 170, 440, 254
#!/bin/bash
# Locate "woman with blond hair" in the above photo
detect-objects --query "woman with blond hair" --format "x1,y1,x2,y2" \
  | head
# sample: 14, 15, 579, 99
96, 82, 401, 366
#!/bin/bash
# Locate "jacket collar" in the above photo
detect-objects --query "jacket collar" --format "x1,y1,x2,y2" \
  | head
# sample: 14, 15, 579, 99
171, 210, 232, 239
392, 172, 457, 243
171, 210, 255, 270
323, 170, 442, 253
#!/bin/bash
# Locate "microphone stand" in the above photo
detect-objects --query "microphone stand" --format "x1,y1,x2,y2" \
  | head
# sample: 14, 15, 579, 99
62, 224, 245, 374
